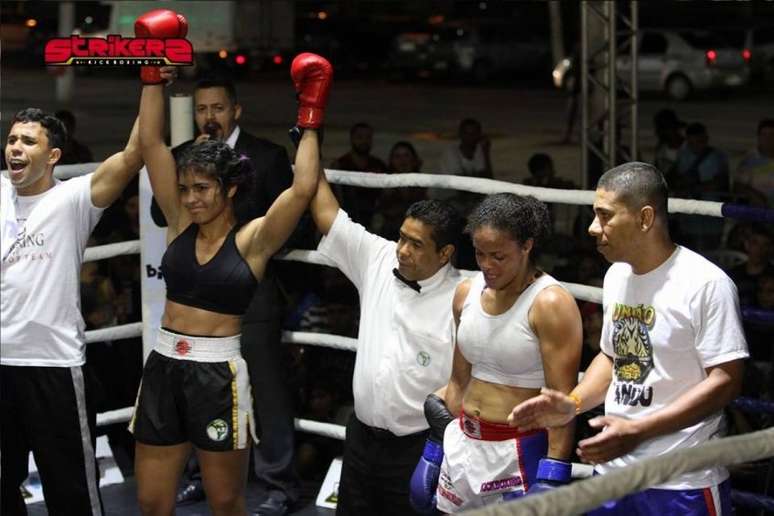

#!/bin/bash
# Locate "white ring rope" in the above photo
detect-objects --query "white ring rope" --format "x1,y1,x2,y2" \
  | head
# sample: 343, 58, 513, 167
559, 281, 604, 304
463, 427, 774, 516
282, 330, 358, 352
84, 240, 140, 263
323, 169, 725, 217
276, 251, 603, 304
294, 418, 347, 441
85, 322, 143, 344
327, 170, 596, 207
667, 197, 723, 218
96, 407, 135, 427
35, 165, 727, 217
95, 405, 346, 441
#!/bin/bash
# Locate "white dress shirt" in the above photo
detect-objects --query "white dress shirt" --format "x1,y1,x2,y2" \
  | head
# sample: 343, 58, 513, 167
224, 125, 240, 148
318, 209, 461, 435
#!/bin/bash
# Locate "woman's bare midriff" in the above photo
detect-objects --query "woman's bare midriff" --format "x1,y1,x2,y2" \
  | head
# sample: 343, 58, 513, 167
162, 299, 242, 337
462, 377, 541, 424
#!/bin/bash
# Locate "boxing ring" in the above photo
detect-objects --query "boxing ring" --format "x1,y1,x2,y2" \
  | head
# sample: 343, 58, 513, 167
51, 162, 774, 513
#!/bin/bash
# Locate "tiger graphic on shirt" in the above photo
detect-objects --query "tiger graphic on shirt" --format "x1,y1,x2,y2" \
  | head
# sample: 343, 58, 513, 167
611, 303, 655, 407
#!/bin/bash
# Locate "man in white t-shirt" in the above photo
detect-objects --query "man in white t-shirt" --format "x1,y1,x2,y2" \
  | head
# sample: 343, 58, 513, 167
308, 162, 464, 515
430, 118, 493, 215
508, 162, 748, 514
734, 118, 774, 208
1, 107, 142, 515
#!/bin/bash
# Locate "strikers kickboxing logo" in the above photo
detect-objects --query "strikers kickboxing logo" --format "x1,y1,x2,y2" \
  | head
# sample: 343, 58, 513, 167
44, 35, 193, 66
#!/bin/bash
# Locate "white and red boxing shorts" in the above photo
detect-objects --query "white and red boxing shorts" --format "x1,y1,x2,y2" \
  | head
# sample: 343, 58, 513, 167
436, 412, 548, 513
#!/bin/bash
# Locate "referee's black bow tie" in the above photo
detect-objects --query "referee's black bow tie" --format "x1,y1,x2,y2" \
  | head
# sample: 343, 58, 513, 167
393, 268, 421, 292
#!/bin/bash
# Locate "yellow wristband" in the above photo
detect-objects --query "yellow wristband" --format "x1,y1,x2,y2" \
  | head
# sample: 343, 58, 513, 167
568, 393, 582, 415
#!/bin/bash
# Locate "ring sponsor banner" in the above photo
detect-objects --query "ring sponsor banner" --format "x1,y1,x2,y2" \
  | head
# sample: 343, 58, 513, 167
316, 457, 342, 509
139, 167, 167, 361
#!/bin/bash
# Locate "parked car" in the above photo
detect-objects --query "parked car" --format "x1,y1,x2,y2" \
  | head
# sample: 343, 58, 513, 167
390, 19, 550, 82
716, 25, 774, 82
553, 28, 750, 100
746, 26, 774, 81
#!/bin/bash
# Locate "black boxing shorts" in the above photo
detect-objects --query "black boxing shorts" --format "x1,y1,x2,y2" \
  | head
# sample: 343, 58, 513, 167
129, 328, 257, 451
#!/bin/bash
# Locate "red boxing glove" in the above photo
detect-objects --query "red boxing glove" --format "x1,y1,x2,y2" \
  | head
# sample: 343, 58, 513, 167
290, 53, 333, 128
134, 9, 188, 84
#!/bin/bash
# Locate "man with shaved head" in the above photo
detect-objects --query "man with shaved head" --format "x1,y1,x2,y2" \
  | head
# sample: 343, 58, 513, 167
509, 162, 748, 514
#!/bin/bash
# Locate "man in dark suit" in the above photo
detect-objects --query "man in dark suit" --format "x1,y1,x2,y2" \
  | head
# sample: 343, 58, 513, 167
170, 77, 302, 516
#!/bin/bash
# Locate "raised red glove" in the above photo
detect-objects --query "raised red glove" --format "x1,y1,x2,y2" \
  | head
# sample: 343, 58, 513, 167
134, 9, 188, 85
290, 53, 333, 128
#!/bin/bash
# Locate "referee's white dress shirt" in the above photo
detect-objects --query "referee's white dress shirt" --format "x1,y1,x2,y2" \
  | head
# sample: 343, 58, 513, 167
318, 209, 462, 436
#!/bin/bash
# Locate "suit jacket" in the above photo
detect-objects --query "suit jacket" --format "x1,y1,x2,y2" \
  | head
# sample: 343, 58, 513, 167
234, 130, 294, 218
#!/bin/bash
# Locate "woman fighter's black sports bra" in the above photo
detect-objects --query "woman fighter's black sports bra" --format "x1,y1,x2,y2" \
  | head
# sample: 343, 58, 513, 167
161, 224, 258, 315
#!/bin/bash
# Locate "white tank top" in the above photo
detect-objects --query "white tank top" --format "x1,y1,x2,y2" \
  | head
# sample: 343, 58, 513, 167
456, 272, 562, 388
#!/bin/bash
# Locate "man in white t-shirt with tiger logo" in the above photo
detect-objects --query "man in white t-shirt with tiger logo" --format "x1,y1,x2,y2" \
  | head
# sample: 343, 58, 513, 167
509, 161, 748, 515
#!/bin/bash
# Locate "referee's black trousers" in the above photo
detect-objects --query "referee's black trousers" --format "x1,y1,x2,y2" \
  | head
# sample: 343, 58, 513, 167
336, 414, 427, 516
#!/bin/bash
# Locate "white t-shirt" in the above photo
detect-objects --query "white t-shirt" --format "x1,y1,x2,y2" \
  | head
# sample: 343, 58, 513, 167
429, 144, 488, 202
1, 174, 104, 366
440, 143, 487, 177
596, 246, 748, 489
318, 209, 461, 435
735, 149, 774, 206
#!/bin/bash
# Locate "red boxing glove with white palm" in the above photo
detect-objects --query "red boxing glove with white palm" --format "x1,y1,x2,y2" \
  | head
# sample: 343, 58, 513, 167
134, 9, 188, 85
290, 53, 333, 128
